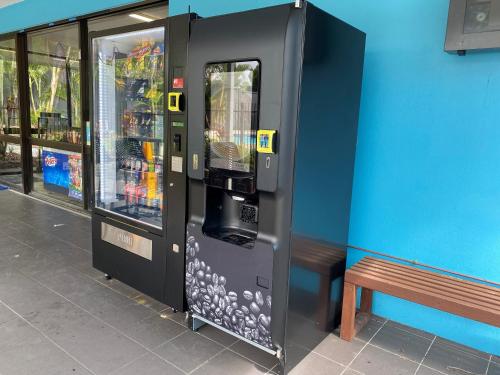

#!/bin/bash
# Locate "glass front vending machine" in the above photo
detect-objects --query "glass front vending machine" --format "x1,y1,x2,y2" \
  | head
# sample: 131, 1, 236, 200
90, 14, 192, 310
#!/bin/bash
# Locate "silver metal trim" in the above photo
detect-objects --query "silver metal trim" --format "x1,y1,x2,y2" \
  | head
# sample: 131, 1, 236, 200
101, 222, 153, 260
191, 314, 277, 356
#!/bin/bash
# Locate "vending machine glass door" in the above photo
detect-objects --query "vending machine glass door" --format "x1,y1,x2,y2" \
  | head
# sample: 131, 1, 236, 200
204, 61, 260, 193
93, 27, 165, 228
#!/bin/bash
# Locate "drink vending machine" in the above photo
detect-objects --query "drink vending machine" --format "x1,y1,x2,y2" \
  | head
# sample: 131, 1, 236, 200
185, 2, 365, 372
90, 14, 193, 311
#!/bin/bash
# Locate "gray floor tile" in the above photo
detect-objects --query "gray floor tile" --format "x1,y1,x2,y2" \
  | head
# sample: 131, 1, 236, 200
422, 338, 490, 375
286, 311, 332, 351
31, 266, 104, 300
285, 342, 311, 371
433, 337, 491, 360
95, 276, 142, 298
10, 248, 67, 277
0, 269, 65, 317
0, 236, 30, 257
111, 353, 185, 375
230, 339, 280, 369
123, 313, 187, 349
488, 361, 500, 375
192, 349, 269, 375
133, 293, 169, 312
386, 320, 435, 340
0, 303, 18, 326
71, 261, 104, 279
314, 332, 365, 366
154, 330, 224, 372
343, 369, 363, 375
69, 284, 155, 332
350, 344, 419, 375
355, 315, 386, 342
289, 351, 345, 375
165, 309, 191, 327
197, 323, 240, 347
16, 293, 147, 374
371, 323, 433, 362
38, 307, 146, 374
0, 318, 93, 375
416, 366, 444, 375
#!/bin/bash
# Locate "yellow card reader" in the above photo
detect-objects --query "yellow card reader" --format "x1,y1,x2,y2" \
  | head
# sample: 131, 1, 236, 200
257, 130, 277, 154
168, 92, 184, 112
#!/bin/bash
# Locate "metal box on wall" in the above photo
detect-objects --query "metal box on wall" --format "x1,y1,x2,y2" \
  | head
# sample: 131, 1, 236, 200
445, 0, 500, 53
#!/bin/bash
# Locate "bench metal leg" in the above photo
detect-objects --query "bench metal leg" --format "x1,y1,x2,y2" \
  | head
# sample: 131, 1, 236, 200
318, 274, 332, 331
360, 288, 373, 314
340, 282, 356, 341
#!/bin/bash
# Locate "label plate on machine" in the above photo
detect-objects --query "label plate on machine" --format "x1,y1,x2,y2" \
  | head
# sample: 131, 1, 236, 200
101, 223, 152, 260
171, 156, 183, 173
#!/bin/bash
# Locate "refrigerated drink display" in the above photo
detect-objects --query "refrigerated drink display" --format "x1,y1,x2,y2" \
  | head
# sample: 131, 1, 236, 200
93, 27, 165, 228
91, 15, 191, 311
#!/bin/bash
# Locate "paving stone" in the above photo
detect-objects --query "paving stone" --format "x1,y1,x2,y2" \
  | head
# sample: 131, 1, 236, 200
350, 344, 419, 375
371, 322, 433, 362
422, 338, 489, 375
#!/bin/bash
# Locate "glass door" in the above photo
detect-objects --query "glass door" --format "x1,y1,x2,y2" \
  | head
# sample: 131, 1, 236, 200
0, 36, 23, 190
92, 26, 165, 229
27, 24, 84, 206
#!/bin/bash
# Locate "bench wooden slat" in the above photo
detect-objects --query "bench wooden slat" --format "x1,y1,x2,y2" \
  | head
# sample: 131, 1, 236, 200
356, 258, 500, 301
358, 257, 500, 297
340, 256, 500, 342
346, 269, 500, 327
353, 262, 500, 308
350, 264, 500, 312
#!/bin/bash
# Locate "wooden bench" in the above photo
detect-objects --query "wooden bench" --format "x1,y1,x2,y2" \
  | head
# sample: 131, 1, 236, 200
340, 256, 500, 341
292, 235, 346, 330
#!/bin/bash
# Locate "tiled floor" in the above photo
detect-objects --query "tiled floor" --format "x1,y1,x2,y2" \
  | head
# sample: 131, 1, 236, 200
0, 189, 497, 375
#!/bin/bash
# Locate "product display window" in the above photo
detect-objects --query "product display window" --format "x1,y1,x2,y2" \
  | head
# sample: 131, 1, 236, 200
93, 27, 165, 228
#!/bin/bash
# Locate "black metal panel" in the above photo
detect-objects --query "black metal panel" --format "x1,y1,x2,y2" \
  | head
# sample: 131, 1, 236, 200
445, 0, 500, 52
185, 2, 308, 358
79, 19, 91, 210
164, 13, 194, 311
15, 32, 32, 194
185, 3, 364, 374
92, 212, 167, 300
286, 3, 365, 373
187, 5, 293, 193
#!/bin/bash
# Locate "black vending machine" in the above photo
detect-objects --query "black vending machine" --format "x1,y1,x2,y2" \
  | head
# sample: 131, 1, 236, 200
185, 2, 365, 373
90, 14, 193, 311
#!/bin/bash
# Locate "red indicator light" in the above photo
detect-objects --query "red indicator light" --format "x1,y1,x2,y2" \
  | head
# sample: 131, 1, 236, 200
173, 77, 184, 89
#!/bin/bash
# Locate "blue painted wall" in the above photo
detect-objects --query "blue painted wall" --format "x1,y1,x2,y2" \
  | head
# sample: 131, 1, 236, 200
0, 0, 142, 34
170, 0, 500, 354
1, 0, 498, 354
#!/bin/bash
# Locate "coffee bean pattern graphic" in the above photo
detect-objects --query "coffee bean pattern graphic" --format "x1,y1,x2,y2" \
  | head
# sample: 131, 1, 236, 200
185, 232, 273, 349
